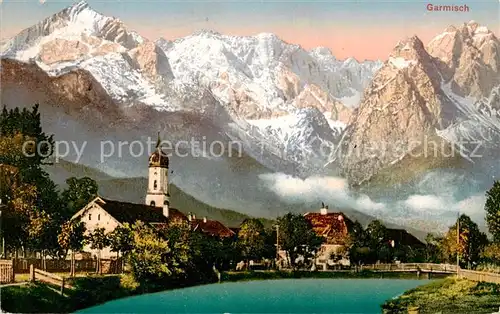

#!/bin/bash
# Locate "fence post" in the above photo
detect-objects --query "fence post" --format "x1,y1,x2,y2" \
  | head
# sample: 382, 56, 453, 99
29, 264, 34, 282
60, 277, 65, 295
10, 258, 15, 283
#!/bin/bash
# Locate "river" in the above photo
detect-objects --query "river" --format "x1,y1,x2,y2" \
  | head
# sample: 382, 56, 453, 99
78, 278, 429, 313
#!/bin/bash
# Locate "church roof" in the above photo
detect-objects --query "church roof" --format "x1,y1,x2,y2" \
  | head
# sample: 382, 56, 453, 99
95, 198, 186, 224
190, 218, 235, 238
149, 132, 169, 168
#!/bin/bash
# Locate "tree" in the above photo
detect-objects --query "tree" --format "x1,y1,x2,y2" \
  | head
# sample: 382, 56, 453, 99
277, 213, 323, 269
238, 219, 266, 262
58, 221, 86, 276
485, 181, 500, 243
366, 220, 392, 262
481, 243, 500, 264
345, 221, 373, 265
61, 177, 98, 219
158, 220, 215, 283
127, 222, 178, 290
442, 214, 488, 268
424, 233, 444, 263
88, 227, 110, 275
0, 105, 58, 215
0, 105, 64, 256
109, 224, 134, 273
0, 163, 38, 256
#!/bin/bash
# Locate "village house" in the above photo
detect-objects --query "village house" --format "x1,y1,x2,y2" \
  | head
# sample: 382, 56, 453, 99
303, 204, 354, 268
71, 135, 233, 258
188, 214, 236, 238
386, 228, 425, 250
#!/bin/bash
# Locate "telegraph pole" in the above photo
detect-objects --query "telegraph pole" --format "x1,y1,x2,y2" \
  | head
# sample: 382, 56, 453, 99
456, 211, 460, 276
275, 224, 279, 262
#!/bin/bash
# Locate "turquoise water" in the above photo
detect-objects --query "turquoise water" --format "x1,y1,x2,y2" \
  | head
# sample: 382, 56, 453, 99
79, 279, 428, 313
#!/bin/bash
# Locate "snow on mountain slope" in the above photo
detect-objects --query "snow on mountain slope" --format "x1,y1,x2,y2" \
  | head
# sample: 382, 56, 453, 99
1, 0, 144, 60
0, 0, 382, 178
163, 30, 381, 118
240, 108, 340, 174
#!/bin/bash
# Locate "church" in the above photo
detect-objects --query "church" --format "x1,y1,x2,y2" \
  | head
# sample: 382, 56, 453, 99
71, 135, 234, 258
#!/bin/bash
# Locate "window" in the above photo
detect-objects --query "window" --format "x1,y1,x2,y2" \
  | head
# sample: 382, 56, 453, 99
98, 214, 100, 221
164, 200, 169, 206
88, 214, 92, 221
154, 180, 157, 190
150, 201, 156, 207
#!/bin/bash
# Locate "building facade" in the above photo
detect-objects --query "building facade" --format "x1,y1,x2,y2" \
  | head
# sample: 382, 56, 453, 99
304, 205, 353, 268
71, 134, 233, 259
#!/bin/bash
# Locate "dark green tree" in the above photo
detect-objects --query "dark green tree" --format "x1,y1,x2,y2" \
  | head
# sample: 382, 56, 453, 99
366, 220, 392, 262
485, 181, 500, 243
0, 105, 63, 227
109, 224, 134, 273
128, 222, 176, 292
88, 227, 110, 274
345, 221, 373, 265
61, 177, 98, 218
277, 213, 323, 269
442, 214, 488, 268
238, 218, 266, 262
424, 233, 444, 263
58, 220, 86, 276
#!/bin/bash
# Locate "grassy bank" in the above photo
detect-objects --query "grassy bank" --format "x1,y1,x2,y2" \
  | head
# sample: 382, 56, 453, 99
382, 278, 500, 314
1, 274, 216, 313
0, 270, 445, 313
1, 276, 133, 313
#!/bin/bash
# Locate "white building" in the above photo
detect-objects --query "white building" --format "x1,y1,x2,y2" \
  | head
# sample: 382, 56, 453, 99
71, 136, 186, 258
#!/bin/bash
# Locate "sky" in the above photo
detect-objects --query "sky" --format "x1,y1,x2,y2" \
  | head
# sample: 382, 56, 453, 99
0, 0, 499, 60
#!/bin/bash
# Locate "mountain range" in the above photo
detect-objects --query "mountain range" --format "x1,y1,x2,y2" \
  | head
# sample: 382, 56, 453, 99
1, 1, 499, 234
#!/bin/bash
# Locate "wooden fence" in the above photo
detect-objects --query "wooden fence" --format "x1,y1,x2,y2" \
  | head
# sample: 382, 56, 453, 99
459, 269, 500, 285
0, 259, 14, 284
13, 258, 123, 274
30, 265, 72, 295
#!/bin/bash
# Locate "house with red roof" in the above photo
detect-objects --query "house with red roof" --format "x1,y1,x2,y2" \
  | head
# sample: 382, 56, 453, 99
304, 204, 354, 268
188, 214, 236, 238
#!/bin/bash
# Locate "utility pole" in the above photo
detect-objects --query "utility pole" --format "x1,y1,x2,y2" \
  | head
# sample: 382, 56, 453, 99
456, 211, 460, 276
275, 224, 279, 262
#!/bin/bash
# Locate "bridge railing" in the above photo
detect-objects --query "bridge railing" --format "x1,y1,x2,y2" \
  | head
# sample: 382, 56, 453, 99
359, 263, 458, 273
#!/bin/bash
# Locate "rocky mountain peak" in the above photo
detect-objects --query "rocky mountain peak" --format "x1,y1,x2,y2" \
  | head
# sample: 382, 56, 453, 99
390, 36, 429, 63
128, 41, 174, 82
428, 21, 499, 98
66, 0, 92, 18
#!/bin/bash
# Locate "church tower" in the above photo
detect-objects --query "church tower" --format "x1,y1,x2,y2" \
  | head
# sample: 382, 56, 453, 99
146, 133, 170, 214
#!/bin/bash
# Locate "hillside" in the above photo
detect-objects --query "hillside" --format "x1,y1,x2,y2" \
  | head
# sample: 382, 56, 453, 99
45, 159, 272, 228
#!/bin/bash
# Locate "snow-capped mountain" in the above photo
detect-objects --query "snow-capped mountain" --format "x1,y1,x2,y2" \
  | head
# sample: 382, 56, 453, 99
3, 1, 500, 231
162, 30, 381, 119
337, 21, 500, 186
0, 0, 379, 176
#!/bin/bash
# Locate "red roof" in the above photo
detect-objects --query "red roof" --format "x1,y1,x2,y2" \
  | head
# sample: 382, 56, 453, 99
190, 218, 235, 238
304, 211, 353, 245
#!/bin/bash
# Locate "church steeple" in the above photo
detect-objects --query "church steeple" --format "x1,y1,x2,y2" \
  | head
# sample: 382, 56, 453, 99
146, 132, 170, 213
155, 131, 161, 149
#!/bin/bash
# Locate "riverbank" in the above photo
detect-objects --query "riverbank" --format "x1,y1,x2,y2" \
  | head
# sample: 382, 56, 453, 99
381, 278, 500, 314
0, 270, 443, 313
222, 269, 446, 282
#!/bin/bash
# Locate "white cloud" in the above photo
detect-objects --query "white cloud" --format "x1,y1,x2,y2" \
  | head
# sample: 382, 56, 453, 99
404, 194, 449, 211
258, 173, 386, 212
259, 171, 488, 232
